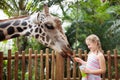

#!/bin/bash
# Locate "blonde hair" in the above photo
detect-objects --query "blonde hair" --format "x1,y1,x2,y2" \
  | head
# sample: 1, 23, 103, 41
85, 34, 103, 53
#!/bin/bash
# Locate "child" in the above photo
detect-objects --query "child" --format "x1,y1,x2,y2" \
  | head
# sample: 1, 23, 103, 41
74, 34, 106, 80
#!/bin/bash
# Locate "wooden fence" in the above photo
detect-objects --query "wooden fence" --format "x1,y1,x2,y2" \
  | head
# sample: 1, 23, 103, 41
0, 48, 120, 80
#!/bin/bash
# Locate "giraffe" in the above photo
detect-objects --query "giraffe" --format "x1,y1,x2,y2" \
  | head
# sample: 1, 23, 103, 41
0, 4, 73, 59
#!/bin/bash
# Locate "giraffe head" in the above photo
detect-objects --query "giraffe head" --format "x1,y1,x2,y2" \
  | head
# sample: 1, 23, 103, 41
0, 4, 73, 59
30, 4, 73, 58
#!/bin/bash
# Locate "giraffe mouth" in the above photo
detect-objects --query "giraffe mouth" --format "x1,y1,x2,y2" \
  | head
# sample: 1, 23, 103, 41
60, 46, 74, 62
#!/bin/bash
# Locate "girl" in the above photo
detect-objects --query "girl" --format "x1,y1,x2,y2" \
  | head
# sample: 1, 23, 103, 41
74, 34, 106, 80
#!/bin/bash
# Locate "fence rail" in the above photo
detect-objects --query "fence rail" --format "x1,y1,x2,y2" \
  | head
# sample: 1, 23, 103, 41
0, 48, 120, 80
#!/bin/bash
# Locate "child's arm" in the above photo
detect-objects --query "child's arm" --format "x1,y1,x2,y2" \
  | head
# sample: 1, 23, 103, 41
84, 53, 106, 75
74, 57, 87, 65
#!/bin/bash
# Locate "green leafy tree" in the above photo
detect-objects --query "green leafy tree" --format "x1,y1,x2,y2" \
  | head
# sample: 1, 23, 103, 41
0, 0, 48, 53
60, 0, 120, 52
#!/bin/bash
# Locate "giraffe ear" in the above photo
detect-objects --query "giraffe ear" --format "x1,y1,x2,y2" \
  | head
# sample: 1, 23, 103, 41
43, 4, 50, 16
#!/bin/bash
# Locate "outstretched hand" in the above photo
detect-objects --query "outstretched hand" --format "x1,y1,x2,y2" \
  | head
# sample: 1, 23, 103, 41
74, 57, 81, 63
74, 57, 87, 65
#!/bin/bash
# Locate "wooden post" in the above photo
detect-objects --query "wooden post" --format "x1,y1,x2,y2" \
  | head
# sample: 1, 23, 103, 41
73, 50, 76, 80
67, 57, 70, 80
114, 49, 118, 80
78, 49, 82, 80
7, 50, 11, 80
102, 52, 105, 80
34, 50, 38, 80
40, 50, 44, 80
28, 48, 32, 80
0, 51, 3, 80
84, 50, 87, 61
107, 50, 111, 80
14, 52, 19, 80
56, 53, 64, 80
51, 51, 55, 80
22, 51, 25, 80
46, 48, 49, 80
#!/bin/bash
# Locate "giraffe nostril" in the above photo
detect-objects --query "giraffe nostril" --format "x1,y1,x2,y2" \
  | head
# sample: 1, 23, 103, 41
67, 44, 71, 49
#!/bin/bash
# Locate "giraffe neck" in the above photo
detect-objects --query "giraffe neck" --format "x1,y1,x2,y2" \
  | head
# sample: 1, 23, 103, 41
0, 16, 38, 41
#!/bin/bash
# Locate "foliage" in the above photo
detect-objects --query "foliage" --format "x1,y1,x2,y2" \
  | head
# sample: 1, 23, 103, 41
0, 0, 49, 53
60, 0, 120, 52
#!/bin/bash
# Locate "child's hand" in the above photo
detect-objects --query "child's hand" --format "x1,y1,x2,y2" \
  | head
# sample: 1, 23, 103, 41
74, 57, 81, 63
83, 68, 91, 74
74, 57, 86, 65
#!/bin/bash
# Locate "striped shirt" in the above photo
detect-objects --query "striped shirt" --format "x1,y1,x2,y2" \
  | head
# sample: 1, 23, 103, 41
85, 52, 101, 80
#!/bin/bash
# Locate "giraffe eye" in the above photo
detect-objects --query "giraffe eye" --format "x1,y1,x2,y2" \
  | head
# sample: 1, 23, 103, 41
45, 23, 54, 29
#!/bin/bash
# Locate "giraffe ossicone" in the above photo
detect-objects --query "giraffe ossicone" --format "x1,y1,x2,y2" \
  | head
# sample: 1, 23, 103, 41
0, 4, 73, 58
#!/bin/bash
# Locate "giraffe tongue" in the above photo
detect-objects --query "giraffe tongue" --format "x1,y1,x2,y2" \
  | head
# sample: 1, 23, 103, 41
68, 56, 74, 63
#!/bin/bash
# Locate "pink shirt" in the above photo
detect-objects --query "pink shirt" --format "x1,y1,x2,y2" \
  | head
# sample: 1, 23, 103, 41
85, 52, 101, 80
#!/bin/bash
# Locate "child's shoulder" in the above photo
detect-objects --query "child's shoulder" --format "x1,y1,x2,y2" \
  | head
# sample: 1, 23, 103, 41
97, 52, 104, 58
